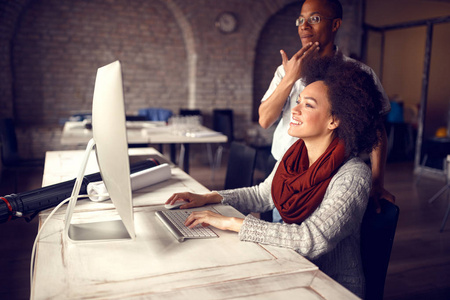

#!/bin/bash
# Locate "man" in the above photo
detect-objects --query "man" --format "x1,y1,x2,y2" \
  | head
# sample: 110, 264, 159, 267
259, 0, 395, 214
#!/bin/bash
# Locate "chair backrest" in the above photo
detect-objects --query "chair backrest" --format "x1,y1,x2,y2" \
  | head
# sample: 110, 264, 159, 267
179, 109, 201, 116
138, 108, 173, 122
0, 118, 20, 166
126, 115, 147, 121
213, 109, 234, 143
224, 142, 256, 190
361, 198, 399, 300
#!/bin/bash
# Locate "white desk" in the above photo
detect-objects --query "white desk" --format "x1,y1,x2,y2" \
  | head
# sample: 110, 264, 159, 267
61, 121, 228, 173
31, 148, 359, 300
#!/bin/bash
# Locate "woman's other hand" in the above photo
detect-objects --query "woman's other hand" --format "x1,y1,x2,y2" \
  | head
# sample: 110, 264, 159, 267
165, 191, 222, 209
184, 210, 244, 232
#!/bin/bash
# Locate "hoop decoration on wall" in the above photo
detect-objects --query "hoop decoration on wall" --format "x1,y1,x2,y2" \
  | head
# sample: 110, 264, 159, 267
215, 12, 239, 34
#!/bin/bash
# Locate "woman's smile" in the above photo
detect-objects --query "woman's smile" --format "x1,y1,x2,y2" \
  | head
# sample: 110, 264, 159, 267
290, 116, 303, 127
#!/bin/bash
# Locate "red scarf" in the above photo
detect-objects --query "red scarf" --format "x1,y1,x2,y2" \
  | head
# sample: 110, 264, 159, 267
271, 137, 346, 224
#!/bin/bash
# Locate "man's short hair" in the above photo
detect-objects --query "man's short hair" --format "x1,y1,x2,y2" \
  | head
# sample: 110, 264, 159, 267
301, 0, 343, 20
328, 0, 343, 19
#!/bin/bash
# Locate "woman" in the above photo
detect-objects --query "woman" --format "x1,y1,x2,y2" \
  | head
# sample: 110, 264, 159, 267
166, 55, 383, 297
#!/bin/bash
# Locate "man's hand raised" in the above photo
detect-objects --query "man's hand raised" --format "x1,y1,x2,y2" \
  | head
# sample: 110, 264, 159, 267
280, 41, 320, 84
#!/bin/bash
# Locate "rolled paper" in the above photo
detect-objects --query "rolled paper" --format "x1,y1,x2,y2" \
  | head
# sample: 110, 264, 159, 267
87, 163, 171, 202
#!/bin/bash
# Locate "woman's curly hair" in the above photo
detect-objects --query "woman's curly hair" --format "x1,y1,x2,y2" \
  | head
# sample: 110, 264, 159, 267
301, 54, 383, 156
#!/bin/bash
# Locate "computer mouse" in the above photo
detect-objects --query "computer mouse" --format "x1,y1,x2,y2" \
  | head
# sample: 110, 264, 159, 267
164, 200, 188, 210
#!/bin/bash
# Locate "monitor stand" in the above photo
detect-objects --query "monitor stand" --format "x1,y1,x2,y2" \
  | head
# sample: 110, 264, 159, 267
64, 138, 133, 242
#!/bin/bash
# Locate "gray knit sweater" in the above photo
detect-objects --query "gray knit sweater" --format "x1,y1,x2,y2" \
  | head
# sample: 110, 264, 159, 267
217, 157, 370, 298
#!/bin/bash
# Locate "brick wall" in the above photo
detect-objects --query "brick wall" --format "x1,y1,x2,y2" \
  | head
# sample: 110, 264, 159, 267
0, 0, 362, 159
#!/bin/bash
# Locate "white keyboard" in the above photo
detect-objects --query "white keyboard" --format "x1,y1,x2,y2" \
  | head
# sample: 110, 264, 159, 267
155, 209, 218, 242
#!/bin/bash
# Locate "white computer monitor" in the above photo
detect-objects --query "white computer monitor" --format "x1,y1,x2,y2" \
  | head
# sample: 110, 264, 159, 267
64, 60, 135, 242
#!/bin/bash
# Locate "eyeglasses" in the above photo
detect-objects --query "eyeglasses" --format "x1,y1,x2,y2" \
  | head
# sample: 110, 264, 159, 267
296, 15, 334, 26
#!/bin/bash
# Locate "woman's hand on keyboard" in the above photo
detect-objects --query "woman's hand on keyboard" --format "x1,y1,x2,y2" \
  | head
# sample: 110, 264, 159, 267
184, 210, 244, 232
166, 191, 222, 209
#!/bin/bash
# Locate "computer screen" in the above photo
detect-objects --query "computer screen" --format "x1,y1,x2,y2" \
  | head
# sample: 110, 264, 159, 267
64, 60, 135, 242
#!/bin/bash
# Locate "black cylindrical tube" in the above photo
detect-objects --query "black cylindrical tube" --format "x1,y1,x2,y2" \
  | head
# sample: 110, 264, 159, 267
0, 159, 160, 223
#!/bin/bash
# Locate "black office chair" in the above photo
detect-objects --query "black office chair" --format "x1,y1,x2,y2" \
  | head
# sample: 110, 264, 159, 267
211, 109, 234, 180
0, 118, 21, 167
361, 198, 399, 300
213, 109, 234, 143
179, 109, 201, 116
385, 121, 415, 162
0, 118, 44, 192
125, 115, 147, 121
224, 142, 256, 190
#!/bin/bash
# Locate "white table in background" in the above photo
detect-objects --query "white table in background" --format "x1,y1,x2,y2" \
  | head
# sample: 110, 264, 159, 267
60, 121, 227, 173
31, 148, 359, 300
